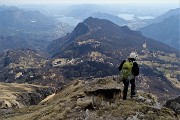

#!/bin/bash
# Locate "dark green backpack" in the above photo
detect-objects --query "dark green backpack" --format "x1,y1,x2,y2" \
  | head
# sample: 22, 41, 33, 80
119, 61, 134, 81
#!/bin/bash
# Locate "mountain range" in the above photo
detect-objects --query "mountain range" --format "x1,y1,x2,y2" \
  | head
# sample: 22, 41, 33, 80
0, 6, 73, 52
138, 8, 180, 49
0, 5, 180, 119
139, 15, 179, 50
48, 17, 178, 58
0, 6, 179, 52
0, 8, 55, 29
152, 8, 180, 23
0, 16, 179, 99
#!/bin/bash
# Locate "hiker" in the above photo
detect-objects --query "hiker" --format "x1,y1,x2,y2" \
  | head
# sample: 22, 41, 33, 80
118, 52, 139, 100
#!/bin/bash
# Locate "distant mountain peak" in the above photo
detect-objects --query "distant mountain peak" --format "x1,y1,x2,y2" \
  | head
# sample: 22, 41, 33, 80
83, 17, 117, 27
84, 16, 94, 21
73, 22, 90, 35
48, 16, 178, 58
82, 17, 135, 34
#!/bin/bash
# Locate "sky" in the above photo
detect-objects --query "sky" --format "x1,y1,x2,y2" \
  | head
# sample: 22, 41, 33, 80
0, 0, 179, 5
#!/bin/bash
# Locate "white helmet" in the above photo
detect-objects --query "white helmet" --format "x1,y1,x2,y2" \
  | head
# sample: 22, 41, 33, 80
129, 52, 138, 59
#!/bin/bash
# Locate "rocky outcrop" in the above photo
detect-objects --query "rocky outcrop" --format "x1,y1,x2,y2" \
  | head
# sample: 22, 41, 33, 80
165, 96, 180, 115
0, 82, 54, 109
74, 77, 122, 110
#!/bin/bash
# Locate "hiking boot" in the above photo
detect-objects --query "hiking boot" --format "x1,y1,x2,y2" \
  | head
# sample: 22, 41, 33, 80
122, 95, 127, 100
123, 97, 127, 100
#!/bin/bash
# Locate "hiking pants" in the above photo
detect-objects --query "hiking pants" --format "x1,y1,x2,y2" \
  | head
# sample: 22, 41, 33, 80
122, 79, 136, 100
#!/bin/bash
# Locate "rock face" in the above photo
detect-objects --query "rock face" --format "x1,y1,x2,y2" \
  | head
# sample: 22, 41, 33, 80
84, 77, 122, 106
0, 78, 178, 120
0, 82, 54, 109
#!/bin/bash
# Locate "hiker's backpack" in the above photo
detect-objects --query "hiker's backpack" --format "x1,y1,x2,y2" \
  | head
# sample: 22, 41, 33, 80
119, 60, 134, 81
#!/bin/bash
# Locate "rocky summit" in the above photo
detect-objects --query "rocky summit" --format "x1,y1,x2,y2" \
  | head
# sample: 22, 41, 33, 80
0, 77, 179, 120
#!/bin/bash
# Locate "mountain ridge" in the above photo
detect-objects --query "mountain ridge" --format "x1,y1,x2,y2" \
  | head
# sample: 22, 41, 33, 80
153, 8, 180, 23
48, 17, 178, 58
139, 15, 180, 50
0, 6, 73, 52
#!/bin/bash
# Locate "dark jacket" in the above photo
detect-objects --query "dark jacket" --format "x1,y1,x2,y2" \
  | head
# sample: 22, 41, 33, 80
118, 58, 139, 76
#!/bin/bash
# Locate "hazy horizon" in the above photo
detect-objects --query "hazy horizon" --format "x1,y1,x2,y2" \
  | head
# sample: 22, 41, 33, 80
0, 0, 179, 6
